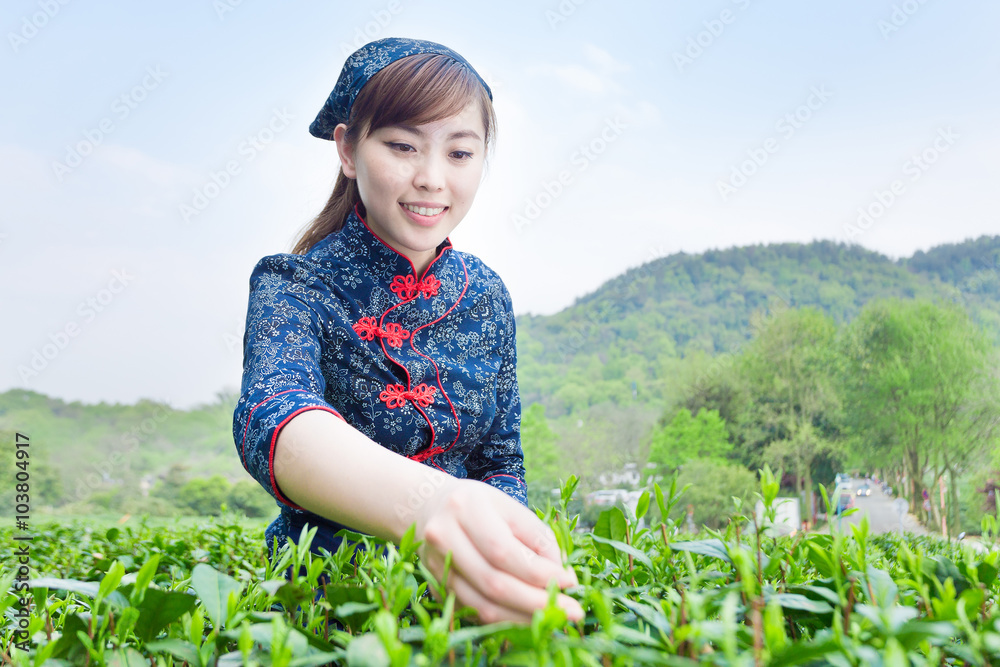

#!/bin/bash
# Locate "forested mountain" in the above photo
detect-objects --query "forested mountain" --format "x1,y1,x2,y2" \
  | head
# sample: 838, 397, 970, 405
2, 236, 998, 512
517, 236, 1000, 417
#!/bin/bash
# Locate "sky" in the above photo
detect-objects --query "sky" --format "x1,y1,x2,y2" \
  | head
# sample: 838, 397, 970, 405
1, 0, 998, 409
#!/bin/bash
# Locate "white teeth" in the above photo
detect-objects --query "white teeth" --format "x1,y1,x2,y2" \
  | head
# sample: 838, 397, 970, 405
403, 203, 445, 216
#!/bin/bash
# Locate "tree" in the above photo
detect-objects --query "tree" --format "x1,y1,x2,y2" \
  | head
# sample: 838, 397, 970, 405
839, 298, 999, 534
0, 431, 64, 511
648, 408, 731, 473
228, 479, 277, 518
669, 459, 757, 530
520, 402, 562, 508
152, 463, 190, 505
180, 475, 232, 516
738, 307, 841, 522
553, 402, 660, 493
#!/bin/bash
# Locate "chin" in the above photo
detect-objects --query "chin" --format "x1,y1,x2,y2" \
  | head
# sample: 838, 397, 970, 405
402, 226, 450, 247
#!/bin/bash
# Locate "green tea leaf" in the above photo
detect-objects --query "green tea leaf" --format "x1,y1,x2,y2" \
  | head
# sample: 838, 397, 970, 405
133, 588, 198, 642
590, 534, 653, 568
636, 491, 650, 521
670, 538, 731, 564
346, 633, 390, 667
107, 647, 146, 667
190, 563, 243, 630
765, 593, 833, 614
147, 639, 201, 665
97, 560, 126, 601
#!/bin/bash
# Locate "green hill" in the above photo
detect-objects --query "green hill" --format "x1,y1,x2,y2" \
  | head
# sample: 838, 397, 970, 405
2, 236, 998, 508
517, 237, 1000, 417
0, 390, 243, 513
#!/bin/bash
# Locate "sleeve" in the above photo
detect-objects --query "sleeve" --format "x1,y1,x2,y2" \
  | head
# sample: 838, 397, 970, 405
232, 255, 346, 511
463, 282, 528, 507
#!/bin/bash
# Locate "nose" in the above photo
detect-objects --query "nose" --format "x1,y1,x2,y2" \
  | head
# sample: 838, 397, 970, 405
412, 153, 445, 192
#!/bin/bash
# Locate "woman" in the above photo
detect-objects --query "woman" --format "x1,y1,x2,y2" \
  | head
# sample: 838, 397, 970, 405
233, 38, 583, 625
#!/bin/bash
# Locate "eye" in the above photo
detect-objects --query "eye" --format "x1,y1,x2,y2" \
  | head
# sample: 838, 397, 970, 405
450, 150, 474, 161
387, 142, 415, 152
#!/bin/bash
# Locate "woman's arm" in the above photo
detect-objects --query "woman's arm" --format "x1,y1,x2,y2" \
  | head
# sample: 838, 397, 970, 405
273, 408, 583, 624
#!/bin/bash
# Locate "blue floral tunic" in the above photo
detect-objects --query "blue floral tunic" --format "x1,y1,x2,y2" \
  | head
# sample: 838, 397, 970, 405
233, 206, 527, 558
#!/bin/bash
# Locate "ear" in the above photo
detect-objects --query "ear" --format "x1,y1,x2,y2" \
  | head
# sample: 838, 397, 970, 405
333, 124, 357, 178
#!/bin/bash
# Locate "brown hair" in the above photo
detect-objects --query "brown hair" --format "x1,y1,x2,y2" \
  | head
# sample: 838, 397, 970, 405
291, 53, 497, 255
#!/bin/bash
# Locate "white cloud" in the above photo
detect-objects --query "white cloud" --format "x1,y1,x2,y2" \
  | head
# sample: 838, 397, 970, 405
526, 43, 629, 96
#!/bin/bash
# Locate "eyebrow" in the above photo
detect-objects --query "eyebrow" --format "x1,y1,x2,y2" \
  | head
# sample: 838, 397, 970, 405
393, 124, 483, 143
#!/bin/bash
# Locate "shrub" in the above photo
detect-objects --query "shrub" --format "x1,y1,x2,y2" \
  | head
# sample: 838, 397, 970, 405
668, 458, 757, 529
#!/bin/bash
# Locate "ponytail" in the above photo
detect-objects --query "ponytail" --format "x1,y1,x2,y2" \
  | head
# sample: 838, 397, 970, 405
291, 168, 363, 255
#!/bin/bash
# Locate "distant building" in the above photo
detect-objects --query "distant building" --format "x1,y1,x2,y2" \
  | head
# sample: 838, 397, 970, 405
598, 462, 642, 488
139, 474, 154, 497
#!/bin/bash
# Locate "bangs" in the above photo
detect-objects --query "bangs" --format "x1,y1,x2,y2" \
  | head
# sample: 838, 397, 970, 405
350, 53, 494, 147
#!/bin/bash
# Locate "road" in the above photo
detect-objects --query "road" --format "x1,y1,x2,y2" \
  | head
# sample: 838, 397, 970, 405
827, 479, 928, 535
821, 480, 997, 553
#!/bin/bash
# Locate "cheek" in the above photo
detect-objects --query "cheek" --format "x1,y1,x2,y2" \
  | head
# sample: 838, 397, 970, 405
453, 167, 484, 203
359, 157, 407, 201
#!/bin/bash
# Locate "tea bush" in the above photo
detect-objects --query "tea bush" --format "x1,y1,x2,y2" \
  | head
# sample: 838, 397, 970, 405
2, 468, 999, 666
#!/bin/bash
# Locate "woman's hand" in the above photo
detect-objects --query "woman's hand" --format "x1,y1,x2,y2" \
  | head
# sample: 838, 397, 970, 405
413, 478, 584, 625
270, 410, 580, 624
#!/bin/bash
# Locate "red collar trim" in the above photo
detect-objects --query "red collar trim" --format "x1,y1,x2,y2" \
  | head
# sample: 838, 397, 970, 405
353, 202, 454, 280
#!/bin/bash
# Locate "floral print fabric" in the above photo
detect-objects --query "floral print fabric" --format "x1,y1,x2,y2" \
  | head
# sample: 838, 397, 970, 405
233, 207, 526, 556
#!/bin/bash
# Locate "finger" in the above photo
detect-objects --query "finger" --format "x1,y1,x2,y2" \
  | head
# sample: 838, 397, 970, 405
445, 569, 533, 625
463, 503, 577, 590
484, 488, 565, 565
506, 513, 577, 585
491, 495, 577, 586
448, 568, 583, 625
423, 524, 550, 611
421, 520, 582, 621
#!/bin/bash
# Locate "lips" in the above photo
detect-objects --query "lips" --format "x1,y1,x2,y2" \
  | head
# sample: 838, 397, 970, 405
402, 203, 447, 216
398, 202, 449, 227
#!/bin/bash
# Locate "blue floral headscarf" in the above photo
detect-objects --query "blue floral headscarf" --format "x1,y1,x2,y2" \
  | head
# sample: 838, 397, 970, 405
309, 37, 493, 140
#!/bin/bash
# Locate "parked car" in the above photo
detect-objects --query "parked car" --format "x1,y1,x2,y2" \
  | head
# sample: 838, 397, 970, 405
835, 492, 854, 515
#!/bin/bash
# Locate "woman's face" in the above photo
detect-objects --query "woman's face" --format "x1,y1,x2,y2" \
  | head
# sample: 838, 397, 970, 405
336, 102, 486, 275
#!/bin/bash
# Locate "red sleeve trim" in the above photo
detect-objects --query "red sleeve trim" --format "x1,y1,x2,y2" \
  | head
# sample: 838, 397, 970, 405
267, 405, 346, 510
240, 388, 344, 465
482, 473, 526, 488
241, 389, 303, 465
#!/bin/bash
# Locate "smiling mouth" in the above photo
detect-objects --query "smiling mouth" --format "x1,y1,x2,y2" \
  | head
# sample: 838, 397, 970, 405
401, 203, 448, 216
